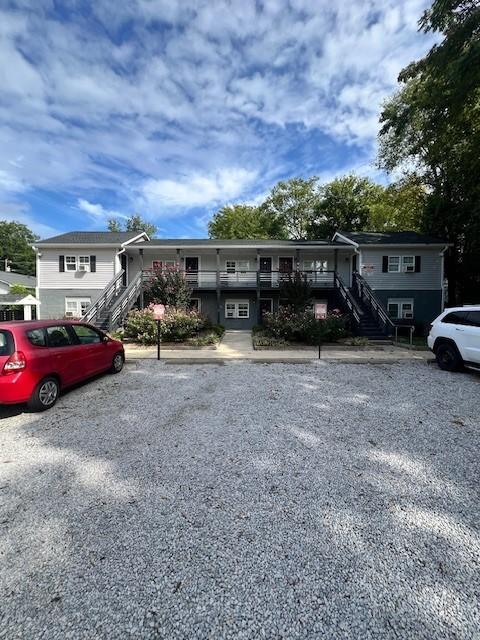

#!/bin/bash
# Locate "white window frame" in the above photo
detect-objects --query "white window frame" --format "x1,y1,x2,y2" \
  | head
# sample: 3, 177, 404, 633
65, 297, 91, 318
402, 256, 415, 273
65, 256, 77, 271
190, 298, 201, 312
78, 256, 90, 272
303, 259, 328, 271
387, 256, 400, 273
225, 259, 250, 272
387, 299, 414, 320
225, 300, 250, 319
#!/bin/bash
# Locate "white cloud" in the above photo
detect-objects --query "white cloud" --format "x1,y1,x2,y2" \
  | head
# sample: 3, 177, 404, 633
141, 167, 257, 211
0, 0, 438, 229
0, 201, 60, 239
77, 198, 128, 222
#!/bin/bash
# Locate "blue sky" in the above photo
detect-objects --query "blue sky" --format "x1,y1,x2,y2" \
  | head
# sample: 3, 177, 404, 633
0, 0, 436, 239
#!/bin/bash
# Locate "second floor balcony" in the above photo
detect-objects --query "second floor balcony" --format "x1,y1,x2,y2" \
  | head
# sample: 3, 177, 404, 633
142, 269, 337, 289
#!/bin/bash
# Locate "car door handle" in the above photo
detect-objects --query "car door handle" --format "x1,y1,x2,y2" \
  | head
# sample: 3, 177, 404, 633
455, 328, 465, 331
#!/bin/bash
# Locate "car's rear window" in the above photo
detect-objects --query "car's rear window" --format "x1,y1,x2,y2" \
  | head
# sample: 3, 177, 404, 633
442, 311, 470, 325
0, 330, 14, 356
27, 328, 47, 347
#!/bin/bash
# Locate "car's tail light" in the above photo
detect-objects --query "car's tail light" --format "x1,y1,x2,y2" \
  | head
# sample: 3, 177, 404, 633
3, 351, 27, 374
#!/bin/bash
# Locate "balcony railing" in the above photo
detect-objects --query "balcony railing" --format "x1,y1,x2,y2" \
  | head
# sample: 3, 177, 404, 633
143, 269, 336, 288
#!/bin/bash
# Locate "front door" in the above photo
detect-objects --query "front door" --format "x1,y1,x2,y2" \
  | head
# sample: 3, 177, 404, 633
259, 257, 272, 286
279, 257, 293, 273
352, 254, 357, 277
121, 254, 128, 287
259, 298, 273, 322
185, 257, 199, 286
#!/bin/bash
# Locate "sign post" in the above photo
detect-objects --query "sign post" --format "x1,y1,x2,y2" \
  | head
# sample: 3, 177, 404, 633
314, 303, 327, 360
151, 304, 166, 361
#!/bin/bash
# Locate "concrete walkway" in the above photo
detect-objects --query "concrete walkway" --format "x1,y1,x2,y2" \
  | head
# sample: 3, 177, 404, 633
124, 329, 433, 364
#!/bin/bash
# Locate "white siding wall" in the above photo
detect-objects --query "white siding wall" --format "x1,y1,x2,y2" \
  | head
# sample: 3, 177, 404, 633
38, 248, 117, 290
359, 248, 443, 290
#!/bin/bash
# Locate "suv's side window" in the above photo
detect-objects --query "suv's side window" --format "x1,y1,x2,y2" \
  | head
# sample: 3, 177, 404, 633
442, 311, 470, 325
46, 325, 74, 348
465, 312, 480, 327
71, 324, 102, 344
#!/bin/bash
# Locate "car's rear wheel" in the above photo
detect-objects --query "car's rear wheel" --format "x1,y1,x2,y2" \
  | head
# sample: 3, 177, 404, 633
435, 342, 463, 372
28, 377, 60, 412
110, 352, 124, 374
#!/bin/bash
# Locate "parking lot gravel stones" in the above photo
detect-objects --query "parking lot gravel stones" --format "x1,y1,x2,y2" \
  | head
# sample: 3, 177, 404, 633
0, 360, 479, 639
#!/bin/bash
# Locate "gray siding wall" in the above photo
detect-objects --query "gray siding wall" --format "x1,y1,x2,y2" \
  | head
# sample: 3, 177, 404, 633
359, 247, 443, 291
38, 248, 118, 290
38, 288, 103, 319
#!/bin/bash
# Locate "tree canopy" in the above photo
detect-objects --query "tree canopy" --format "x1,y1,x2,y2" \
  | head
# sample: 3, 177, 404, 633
208, 204, 282, 239
108, 215, 157, 238
0, 221, 38, 275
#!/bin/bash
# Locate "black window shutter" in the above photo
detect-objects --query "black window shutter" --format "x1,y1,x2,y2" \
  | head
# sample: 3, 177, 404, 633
382, 256, 388, 272
90, 255, 96, 272
414, 256, 421, 272
59, 255, 65, 272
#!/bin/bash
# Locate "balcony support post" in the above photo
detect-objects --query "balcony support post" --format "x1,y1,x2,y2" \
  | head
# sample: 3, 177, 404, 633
139, 248, 144, 309
295, 249, 300, 271
334, 249, 338, 275
216, 249, 221, 324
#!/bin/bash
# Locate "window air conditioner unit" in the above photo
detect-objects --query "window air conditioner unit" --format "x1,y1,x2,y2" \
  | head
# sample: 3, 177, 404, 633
65, 311, 75, 318
78, 264, 87, 272
404, 312, 413, 319
405, 265, 415, 273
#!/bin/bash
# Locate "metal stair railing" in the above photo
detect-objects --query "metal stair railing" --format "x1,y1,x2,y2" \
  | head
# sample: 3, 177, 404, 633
352, 272, 395, 335
82, 270, 125, 325
107, 271, 143, 331
334, 273, 363, 328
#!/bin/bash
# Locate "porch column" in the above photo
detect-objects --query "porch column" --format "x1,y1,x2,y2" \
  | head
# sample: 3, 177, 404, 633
176, 248, 181, 269
216, 249, 221, 324
334, 249, 338, 273
295, 248, 300, 271
23, 304, 32, 321
139, 248, 144, 309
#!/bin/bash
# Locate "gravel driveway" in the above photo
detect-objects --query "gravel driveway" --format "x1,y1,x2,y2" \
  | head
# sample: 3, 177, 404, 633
1, 360, 479, 640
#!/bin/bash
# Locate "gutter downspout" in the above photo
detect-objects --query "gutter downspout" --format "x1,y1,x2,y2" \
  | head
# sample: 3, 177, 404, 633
440, 245, 448, 310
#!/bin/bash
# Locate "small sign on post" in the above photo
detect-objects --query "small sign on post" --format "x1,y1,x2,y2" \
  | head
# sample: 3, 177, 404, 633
151, 304, 166, 360
314, 303, 327, 359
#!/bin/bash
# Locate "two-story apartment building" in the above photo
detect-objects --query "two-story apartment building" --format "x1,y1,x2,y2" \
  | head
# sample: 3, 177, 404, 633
33, 230, 448, 337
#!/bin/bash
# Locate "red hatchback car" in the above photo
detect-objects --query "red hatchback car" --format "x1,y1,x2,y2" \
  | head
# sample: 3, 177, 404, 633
0, 320, 125, 411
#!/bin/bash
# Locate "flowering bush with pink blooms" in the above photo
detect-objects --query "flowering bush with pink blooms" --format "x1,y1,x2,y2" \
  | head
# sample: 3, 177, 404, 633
262, 307, 349, 343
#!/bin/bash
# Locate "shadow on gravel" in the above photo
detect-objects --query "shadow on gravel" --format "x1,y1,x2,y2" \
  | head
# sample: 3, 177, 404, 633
1, 360, 479, 639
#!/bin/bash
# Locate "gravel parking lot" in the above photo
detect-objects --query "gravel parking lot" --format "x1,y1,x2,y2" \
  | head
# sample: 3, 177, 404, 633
1, 360, 479, 640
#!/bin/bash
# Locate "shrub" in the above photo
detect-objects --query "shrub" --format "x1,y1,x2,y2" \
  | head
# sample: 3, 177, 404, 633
262, 307, 349, 344
278, 272, 313, 312
124, 307, 207, 345
143, 268, 192, 308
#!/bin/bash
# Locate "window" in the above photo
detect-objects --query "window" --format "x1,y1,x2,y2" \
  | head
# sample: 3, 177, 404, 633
303, 260, 328, 271
189, 298, 201, 312
27, 328, 46, 347
388, 256, 400, 273
71, 324, 102, 344
0, 330, 14, 356
402, 256, 415, 272
442, 311, 470, 325
387, 299, 414, 320
225, 260, 249, 272
225, 300, 249, 319
78, 256, 90, 272
152, 260, 177, 271
466, 311, 480, 327
65, 298, 91, 318
65, 256, 77, 271
46, 325, 74, 348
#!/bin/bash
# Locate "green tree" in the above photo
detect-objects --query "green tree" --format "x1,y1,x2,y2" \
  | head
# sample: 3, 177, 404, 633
0, 221, 38, 275
378, 0, 480, 303
208, 204, 283, 239
143, 268, 192, 308
9, 283, 33, 295
368, 175, 426, 232
310, 175, 383, 238
107, 215, 157, 238
261, 177, 320, 239
278, 272, 313, 313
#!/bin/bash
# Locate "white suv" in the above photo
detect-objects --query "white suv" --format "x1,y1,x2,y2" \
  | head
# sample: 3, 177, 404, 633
428, 306, 480, 372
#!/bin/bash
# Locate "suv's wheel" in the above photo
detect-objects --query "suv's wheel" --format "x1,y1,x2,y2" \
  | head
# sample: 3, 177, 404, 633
435, 342, 463, 372
110, 352, 124, 374
28, 377, 60, 411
